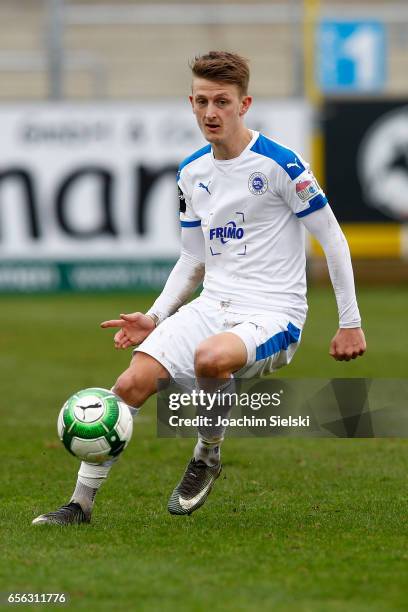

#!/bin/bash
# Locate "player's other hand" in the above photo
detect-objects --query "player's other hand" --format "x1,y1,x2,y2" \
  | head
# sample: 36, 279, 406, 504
329, 328, 366, 361
100, 312, 156, 349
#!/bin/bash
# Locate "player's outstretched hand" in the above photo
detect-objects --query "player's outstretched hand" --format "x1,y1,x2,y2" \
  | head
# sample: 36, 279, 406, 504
100, 312, 156, 349
329, 328, 366, 361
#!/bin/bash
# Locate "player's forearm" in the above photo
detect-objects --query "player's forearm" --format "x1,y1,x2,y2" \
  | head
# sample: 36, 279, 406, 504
302, 206, 361, 328
324, 238, 362, 328
146, 250, 205, 325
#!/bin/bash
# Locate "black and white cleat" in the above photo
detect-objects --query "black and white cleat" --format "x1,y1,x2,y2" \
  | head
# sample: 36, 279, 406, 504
168, 458, 222, 516
32, 502, 90, 526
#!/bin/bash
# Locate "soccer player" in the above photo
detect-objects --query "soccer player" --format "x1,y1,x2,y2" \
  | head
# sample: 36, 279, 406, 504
33, 51, 366, 525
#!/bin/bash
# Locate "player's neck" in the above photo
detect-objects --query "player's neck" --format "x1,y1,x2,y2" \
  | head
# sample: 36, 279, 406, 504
211, 128, 252, 161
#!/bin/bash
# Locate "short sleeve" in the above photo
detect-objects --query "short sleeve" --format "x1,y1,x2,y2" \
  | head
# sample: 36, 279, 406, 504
177, 168, 201, 228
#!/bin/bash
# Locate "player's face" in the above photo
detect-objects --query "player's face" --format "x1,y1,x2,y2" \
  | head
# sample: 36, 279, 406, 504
190, 79, 252, 146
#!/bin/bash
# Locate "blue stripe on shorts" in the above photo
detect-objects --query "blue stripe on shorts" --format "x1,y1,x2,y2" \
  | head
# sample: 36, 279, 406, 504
255, 322, 301, 361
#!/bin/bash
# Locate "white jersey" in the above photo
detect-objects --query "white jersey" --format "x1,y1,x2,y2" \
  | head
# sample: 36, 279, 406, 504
177, 130, 327, 325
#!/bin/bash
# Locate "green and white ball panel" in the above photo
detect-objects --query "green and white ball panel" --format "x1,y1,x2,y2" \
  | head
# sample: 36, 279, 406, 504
115, 402, 133, 441
57, 387, 133, 463
70, 435, 112, 462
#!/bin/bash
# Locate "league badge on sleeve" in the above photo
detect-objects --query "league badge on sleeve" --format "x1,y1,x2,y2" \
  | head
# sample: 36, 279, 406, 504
295, 174, 321, 203
248, 172, 268, 195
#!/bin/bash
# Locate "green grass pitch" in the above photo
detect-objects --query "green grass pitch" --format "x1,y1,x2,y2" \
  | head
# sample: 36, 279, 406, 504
1, 287, 407, 611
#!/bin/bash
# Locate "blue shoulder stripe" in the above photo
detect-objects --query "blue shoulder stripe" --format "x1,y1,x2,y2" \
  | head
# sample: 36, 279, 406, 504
296, 194, 328, 218
178, 144, 212, 177
251, 134, 305, 180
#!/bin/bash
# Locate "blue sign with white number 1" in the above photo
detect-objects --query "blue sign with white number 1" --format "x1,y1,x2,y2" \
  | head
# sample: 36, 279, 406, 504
317, 20, 386, 92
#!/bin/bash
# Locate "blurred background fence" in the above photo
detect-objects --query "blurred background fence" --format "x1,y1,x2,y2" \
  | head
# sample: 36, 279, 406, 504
1, 0, 408, 100
0, 0, 407, 292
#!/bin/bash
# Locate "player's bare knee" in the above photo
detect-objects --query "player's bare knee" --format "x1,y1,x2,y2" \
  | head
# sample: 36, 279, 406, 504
113, 370, 149, 407
114, 352, 169, 407
194, 343, 225, 378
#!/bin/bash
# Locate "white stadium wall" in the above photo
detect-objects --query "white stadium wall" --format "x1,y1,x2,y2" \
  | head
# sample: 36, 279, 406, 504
0, 101, 311, 292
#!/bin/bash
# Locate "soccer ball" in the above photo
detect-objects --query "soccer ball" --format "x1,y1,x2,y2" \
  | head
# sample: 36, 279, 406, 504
57, 388, 133, 463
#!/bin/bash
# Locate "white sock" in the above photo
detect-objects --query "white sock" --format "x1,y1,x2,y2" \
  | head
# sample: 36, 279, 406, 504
194, 377, 236, 467
70, 404, 139, 513
194, 438, 222, 467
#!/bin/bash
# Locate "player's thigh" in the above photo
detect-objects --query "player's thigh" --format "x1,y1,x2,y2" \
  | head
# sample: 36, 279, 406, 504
134, 299, 221, 379
229, 314, 303, 377
114, 351, 170, 407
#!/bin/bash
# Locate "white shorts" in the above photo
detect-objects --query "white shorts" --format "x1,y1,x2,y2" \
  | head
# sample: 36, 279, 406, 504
134, 297, 303, 379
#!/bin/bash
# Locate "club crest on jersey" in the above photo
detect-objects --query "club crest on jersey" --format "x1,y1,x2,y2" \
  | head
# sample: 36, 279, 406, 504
296, 177, 320, 203
248, 172, 268, 195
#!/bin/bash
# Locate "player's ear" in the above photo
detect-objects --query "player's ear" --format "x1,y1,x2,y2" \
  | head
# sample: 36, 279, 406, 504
239, 95, 252, 117
189, 95, 195, 112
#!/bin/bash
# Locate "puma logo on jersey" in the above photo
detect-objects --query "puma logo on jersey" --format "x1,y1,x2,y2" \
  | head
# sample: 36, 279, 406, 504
287, 161, 301, 169
198, 181, 211, 195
